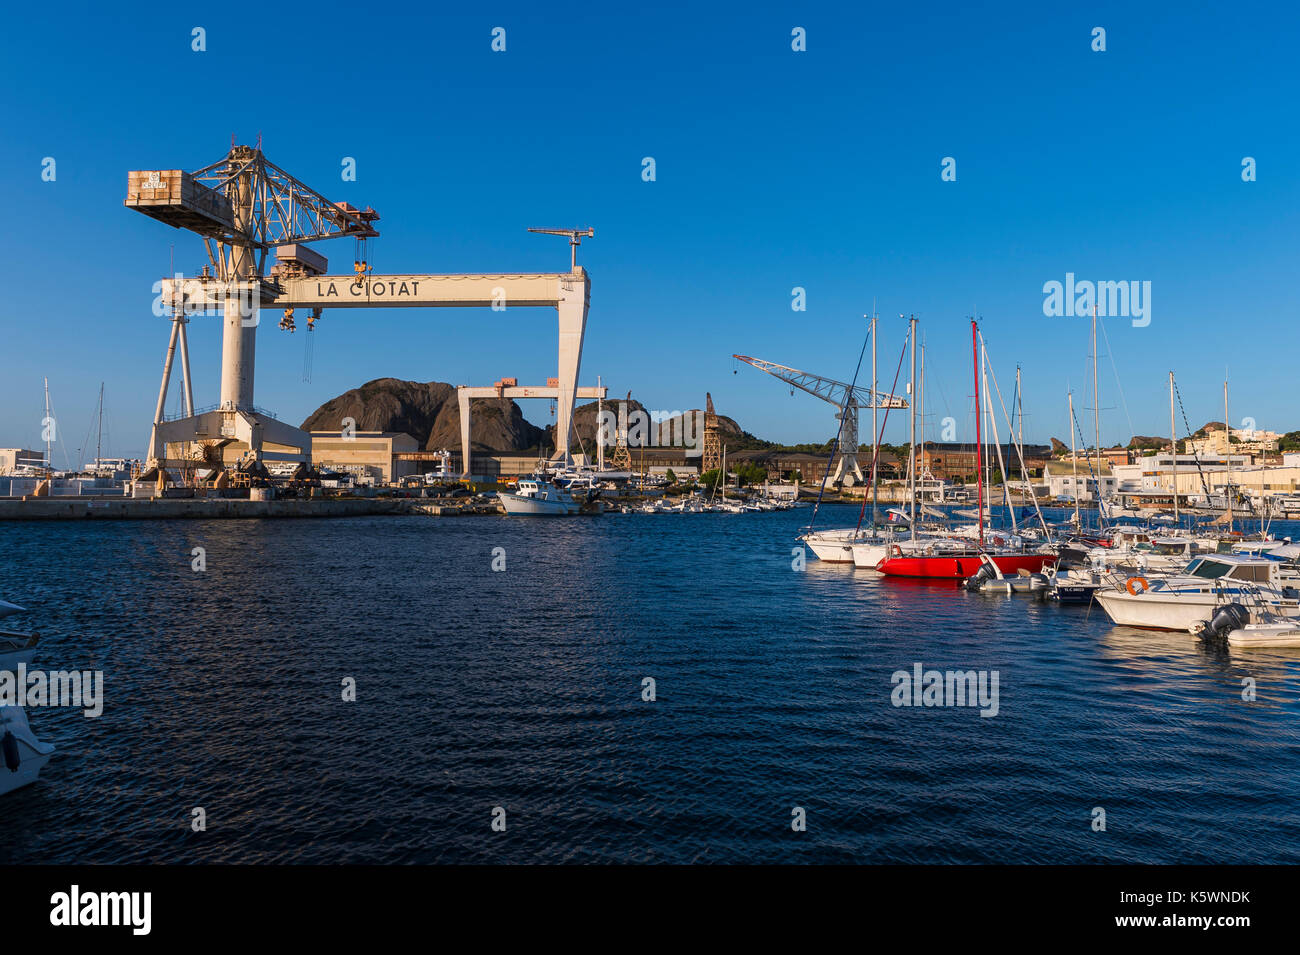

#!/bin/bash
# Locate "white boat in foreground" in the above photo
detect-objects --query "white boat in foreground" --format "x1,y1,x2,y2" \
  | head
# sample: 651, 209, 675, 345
498, 477, 581, 516
2, 609, 57, 797
1094, 555, 1300, 632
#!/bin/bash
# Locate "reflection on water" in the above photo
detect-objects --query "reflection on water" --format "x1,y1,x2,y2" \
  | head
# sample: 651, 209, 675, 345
0, 504, 1298, 864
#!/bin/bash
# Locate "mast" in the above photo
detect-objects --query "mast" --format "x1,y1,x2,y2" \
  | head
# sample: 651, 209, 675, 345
1169, 371, 1178, 522
1092, 304, 1101, 524
96, 381, 104, 468
972, 319, 984, 546
982, 338, 1015, 532
1016, 366, 1024, 454
919, 334, 926, 512
908, 315, 917, 538
596, 375, 604, 472
1224, 378, 1232, 532
43, 376, 52, 474
871, 312, 879, 530
1069, 390, 1080, 528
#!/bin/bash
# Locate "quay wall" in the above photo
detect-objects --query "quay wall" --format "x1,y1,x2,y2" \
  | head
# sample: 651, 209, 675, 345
0, 497, 405, 521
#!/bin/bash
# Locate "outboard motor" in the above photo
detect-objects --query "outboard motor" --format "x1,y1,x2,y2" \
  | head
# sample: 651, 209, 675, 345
1199, 603, 1250, 640
963, 563, 997, 591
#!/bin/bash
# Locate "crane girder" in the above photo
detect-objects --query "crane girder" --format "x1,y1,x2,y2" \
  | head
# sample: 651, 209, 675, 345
732, 354, 906, 410
186, 146, 379, 249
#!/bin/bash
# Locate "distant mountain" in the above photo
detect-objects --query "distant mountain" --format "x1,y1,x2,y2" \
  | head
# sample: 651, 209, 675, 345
300, 378, 544, 451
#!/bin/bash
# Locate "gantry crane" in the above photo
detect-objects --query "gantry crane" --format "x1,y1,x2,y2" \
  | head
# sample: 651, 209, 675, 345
127, 143, 596, 479
733, 354, 906, 486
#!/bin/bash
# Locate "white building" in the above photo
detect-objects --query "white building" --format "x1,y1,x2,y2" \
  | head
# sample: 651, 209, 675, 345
1044, 460, 1115, 501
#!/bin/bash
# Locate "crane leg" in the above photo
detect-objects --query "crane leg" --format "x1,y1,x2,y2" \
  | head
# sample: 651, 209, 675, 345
552, 279, 589, 463
458, 388, 472, 479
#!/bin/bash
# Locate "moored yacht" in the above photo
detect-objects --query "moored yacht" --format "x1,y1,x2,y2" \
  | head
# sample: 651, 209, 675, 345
498, 476, 580, 516
1094, 554, 1300, 632
1, 601, 57, 797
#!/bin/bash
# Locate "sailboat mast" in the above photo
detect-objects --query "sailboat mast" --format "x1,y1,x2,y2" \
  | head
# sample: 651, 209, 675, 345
1069, 390, 1080, 528
919, 335, 926, 512
1092, 304, 1101, 523
1224, 378, 1232, 532
908, 315, 917, 538
43, 376, 52, 473
1169, 372, 1178, 522
596, 376, 604, 472
972, 319, 984, 546
96, 381, 104, 468
871, 312, 878, 529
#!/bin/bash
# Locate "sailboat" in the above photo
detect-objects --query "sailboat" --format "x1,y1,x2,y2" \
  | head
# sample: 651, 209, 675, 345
875, 319, 1058, 579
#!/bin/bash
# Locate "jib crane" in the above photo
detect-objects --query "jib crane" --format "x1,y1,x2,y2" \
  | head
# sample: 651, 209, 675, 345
733, 354, 907, 486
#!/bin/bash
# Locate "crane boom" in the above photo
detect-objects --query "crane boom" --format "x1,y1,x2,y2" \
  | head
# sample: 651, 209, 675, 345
732, 355, 906, 409
732, 352, 906, 487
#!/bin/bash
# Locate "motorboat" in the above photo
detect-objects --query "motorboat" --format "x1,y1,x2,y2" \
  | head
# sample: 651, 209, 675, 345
1, 603, 57, 796
498, 476, 580, 516
1094, 554, 1300, 632
964, 552, 1049, 595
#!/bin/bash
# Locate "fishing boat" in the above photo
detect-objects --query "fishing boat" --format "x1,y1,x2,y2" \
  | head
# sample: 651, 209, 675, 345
1, 601, 57, 796
498, 476, 580, 516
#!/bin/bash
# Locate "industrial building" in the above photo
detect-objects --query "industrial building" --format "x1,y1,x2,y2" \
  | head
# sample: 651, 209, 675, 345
0, 449, 46, 474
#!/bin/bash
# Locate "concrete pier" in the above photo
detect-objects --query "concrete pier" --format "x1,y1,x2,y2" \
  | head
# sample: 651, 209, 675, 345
0, 497, 405, 521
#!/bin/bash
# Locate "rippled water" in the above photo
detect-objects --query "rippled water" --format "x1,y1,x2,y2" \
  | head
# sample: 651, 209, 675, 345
2, 505, 1298, 864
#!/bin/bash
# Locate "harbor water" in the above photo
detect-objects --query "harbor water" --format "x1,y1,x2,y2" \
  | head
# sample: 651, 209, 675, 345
2, 504, 1298, 864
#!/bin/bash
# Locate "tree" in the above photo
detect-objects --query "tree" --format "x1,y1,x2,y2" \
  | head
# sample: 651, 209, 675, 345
665, 468, 677, 485
700, 468, 722, 491
735, 463, 767, 487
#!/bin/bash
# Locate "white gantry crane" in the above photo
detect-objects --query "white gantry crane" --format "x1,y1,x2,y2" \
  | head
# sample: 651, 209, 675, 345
127, 143, 595, 480
733, 354, 906, 486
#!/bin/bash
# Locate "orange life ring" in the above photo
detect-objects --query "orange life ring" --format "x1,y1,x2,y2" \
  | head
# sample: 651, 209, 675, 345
1126, 576, 1149, 595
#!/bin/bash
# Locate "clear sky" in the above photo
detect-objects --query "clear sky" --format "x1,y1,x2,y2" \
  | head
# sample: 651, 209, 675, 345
1, 2, 1296, 465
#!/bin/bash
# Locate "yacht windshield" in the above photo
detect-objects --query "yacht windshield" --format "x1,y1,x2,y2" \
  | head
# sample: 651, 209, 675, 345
1186, 558, 1232, 579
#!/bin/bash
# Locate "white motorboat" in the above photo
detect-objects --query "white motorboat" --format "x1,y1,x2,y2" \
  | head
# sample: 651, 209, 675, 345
1094, 555, 1300, 632
498, 477, 580, 516
1225, 621, 1300, 648
1, 607, 57, 797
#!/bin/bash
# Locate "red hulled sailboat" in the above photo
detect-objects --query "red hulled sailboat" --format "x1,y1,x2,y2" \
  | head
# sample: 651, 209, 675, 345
875, 319, 1057, 579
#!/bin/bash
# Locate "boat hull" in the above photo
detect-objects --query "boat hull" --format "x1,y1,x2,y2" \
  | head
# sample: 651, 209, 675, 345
0, 706, 55, 797
1090, 589, 1294, 632
802, 529, 859, 563
876, 552, 1057, 579
498, 492, 579, 516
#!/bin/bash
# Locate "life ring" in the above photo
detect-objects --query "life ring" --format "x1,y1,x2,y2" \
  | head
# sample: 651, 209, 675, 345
1126, 576, 1149, 595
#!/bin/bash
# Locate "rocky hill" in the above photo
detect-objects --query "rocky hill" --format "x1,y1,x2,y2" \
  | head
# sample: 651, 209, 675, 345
300, 378, 544, 451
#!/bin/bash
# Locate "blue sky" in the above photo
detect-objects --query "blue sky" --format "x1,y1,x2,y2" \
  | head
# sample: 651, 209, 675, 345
1, 2, 1296, 464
